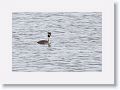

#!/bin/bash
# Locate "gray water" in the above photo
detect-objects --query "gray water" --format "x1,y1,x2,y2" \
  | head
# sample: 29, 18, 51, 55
12, 12, 102, 72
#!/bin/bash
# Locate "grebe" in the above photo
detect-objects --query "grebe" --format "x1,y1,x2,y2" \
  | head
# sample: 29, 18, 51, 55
37, 32, 51, 45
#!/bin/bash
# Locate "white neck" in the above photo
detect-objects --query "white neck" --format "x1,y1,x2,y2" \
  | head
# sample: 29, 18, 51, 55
48, 37, 50, 44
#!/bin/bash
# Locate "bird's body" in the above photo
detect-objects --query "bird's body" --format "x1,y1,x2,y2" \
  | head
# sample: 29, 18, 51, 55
37, 40, 48, 44
37, 32, 51, 45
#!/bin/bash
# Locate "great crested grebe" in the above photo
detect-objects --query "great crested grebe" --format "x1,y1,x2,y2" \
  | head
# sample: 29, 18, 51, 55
37, 32, 51, 45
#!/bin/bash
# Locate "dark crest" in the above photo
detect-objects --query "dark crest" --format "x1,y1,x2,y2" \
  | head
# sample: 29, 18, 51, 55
48, 32, 51, 37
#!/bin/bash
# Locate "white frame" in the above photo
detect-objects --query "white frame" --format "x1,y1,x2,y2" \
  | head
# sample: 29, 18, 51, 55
0, 0, 114, 84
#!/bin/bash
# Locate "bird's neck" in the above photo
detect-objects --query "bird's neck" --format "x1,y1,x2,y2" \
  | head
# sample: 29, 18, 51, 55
48, 37, 50, 44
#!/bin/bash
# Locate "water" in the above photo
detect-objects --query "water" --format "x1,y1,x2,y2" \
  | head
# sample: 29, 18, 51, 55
12, 12, 102, 72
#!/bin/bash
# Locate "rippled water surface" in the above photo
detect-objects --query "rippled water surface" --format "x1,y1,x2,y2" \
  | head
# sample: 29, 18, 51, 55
12, 12, 102, 72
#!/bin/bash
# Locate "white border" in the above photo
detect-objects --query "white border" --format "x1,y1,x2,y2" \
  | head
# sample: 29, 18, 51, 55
0, 0, 114, 84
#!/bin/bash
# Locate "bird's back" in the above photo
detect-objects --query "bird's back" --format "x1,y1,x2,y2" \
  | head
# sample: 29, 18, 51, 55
37, 40, 48, 44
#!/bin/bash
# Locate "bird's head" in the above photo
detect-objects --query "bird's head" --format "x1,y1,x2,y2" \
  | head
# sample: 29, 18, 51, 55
48, 32, 51, 37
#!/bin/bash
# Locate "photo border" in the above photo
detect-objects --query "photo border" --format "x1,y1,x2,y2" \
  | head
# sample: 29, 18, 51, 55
0, 0, 114, 84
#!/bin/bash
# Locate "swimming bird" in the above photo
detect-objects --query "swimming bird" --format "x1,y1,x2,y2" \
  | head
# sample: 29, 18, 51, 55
37, 32, 51, 45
